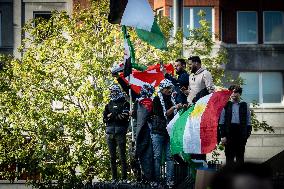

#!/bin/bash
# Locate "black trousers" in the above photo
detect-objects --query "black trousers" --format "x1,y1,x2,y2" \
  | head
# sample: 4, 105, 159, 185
106, 134, 127, 180
225, 124, 246, 165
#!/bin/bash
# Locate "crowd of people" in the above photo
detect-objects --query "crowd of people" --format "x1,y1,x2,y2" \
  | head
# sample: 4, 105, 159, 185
103, 56, 252, 188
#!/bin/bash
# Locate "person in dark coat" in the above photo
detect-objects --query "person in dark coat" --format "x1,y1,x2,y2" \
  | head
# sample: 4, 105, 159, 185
163, 59, 189, 105
132, 84, 155, 183
103, 84, 130, 181
151, 79, 183, 188
219, 85, 252, 165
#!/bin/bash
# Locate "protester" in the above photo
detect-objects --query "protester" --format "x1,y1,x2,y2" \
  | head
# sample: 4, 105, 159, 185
163, 59, 189, 105
182, 56, 215, 161
132, 84, 155, 183
150, 79, 183, 188
112, 72, 140, 101
182, 56, 215, 105
103, 84, 130, 182
219, 85, 252, 165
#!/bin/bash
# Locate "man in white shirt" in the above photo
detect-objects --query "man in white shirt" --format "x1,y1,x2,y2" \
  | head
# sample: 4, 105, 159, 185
182, 56, 215, 105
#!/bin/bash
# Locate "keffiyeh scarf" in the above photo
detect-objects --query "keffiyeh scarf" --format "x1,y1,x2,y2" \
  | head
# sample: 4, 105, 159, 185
109, 84, 125, 101
158, 79, 177, 118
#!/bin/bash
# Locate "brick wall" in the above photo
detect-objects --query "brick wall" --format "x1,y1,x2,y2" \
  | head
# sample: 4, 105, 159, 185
153, 0, 221, 40
148, 0, 154, 8
152, 0, 284, 43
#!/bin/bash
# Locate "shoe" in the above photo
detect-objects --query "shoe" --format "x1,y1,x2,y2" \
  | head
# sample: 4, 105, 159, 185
118, 179, 129, 184
167, 181, 175, 189
150, 181, 158, 188
110, 179, 117, 184
122, 179, 129, 183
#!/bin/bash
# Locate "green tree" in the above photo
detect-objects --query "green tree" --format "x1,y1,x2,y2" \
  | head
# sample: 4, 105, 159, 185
0, 1, 122, 188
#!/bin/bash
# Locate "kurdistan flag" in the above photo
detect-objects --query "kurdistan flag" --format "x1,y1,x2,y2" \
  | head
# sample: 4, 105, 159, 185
167, 90, 232, 155
108, 0, 167, 50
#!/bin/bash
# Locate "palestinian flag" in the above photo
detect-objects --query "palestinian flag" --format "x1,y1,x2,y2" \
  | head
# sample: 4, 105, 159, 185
167, 90, 232, 155
122, 26, 133, 77
108, 0, 167, 50
119, 63, 174, 94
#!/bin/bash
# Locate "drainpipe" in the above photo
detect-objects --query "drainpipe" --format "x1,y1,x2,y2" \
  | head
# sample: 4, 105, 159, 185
173, 0, 183, 36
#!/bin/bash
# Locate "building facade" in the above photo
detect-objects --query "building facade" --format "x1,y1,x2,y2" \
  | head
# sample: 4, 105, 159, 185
152, 0, 284, 162
0, 0, 73, 57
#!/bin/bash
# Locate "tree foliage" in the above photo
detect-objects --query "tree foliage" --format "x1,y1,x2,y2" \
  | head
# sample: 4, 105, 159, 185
0, 1, 121, 187
0, 1, 273, 188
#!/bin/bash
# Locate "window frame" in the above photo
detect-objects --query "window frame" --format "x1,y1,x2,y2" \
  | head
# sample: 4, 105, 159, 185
263, 11, 284, 44
240, 72, 283, 106
237, 11, 258, 44
33, 11, 52, 19
156, 8, 164, 18
33, 11, 52, 27
170, 6, 214, 39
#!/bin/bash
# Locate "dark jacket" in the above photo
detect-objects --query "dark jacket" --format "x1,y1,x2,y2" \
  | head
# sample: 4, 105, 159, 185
133, 99, 153, 156
165, 70, 189, 104
220, 101, 251, 142
103, 97, 130, 134
132, 99, 155, 180
150, 95, 174, 136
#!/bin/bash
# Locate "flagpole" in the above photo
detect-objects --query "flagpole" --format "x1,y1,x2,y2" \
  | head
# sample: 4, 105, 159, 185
122, 25, 135, 143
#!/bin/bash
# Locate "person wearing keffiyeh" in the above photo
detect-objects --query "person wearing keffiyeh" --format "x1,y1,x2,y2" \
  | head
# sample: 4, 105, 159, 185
132, 84, 155, 183
103, 84, 130, 182
150, 79, 183, 188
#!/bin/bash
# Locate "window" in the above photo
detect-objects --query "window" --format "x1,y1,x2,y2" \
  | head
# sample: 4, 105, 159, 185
170, 7, 213, 38
183, 7, 190, 37
192, 7, 212, 30
237, 11, 258, 44
33, 11, 52, 26
240, 72, 283, 104
263, 11, 284, 44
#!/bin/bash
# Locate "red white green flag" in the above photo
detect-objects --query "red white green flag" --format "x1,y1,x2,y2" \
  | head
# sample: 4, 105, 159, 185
167, 90, 232, 154
108, 0, 167, 50
119, 63, 174, 94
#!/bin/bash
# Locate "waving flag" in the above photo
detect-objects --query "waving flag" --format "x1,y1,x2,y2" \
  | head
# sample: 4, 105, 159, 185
108, 0, 167, 50
122, 26, 134, 77
119, 64, 174, 94
167, 90, 232, 155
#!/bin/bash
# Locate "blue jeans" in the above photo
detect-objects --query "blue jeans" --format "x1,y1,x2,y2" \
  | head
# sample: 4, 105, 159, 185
151, 134, 174, 182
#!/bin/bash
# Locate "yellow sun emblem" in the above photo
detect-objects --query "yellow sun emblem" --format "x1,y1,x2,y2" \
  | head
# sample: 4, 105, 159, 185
190, 104, 206, 118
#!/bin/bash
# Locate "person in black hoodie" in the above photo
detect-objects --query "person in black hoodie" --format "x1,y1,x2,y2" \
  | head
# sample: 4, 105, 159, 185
103, 84, 130, 182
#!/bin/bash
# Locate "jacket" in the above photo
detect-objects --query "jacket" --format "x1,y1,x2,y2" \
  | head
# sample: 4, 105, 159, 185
150, 95, 174, 136
133, 98, 153, 157
187, 67, 215, 104
103, 97, 130, 134
165, 70, 189, 104
219, 101, 252, 142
